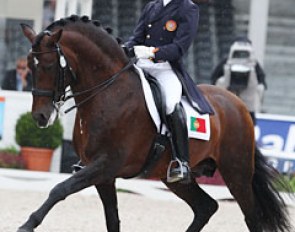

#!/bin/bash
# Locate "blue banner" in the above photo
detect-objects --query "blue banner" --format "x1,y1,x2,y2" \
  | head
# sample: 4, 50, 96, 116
256, 114, 295, 173
0, 97, 5, 140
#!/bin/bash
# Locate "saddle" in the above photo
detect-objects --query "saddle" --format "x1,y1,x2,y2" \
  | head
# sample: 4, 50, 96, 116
135, 72, 170, 178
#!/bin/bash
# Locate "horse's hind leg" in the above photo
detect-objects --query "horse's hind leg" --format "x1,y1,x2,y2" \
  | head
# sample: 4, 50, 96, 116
163, 180, 218, 232
218, 161, 263, 232
95, 182, 120, 232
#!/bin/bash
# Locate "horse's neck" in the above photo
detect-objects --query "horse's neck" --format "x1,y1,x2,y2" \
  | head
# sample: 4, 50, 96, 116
71, 67, 144, 145
62, 32, 126, 90
60, 30, 145, 119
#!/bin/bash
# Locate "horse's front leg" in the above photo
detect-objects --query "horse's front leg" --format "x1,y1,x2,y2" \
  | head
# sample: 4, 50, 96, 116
17, 155, 114, 232
95, 182, 120, 232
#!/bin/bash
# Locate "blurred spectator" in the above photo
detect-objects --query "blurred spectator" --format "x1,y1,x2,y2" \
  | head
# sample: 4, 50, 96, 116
211, 37, 267, 124
43, 0, 56, 28
1, 57, 32, 92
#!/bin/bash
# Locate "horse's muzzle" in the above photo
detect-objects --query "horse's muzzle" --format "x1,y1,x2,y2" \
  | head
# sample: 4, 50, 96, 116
32, 110, 57, 128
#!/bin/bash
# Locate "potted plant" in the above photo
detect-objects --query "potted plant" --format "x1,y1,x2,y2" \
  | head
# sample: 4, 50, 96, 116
15, 112, 63, 171
0, 146, 24, 169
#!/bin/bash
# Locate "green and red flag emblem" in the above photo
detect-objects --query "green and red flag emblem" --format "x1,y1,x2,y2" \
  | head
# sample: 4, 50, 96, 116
190, 116, 206, 133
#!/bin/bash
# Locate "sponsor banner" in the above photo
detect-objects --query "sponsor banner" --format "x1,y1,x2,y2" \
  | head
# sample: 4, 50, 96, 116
256, 114, 295, 173
0, 97, 5, 140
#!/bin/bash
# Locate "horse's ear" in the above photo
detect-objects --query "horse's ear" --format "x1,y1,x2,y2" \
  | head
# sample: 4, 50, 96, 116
20, 23, 36, 44
50, 29, 63, 44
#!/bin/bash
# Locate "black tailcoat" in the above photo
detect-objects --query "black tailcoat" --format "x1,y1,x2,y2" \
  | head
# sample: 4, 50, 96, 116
127, 0, 213, 114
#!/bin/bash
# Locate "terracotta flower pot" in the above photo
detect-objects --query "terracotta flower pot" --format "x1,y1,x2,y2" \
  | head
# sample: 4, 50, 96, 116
21, 147, 54, 171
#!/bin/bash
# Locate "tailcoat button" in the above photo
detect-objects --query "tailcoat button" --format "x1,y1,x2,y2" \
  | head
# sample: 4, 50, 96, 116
146, 34, 151, 39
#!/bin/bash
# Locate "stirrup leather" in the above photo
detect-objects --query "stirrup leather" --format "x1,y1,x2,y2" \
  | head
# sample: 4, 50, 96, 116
167, 158, 185, 183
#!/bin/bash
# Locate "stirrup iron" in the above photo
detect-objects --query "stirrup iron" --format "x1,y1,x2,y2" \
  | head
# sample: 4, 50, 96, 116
167, 158, 184, 183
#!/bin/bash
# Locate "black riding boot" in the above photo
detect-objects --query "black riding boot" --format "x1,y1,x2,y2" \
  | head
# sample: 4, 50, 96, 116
166, 103, 191, 184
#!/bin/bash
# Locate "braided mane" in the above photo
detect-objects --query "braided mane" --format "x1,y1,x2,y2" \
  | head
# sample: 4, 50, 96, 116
33, 15, 121, 49
46, 15, 102, 31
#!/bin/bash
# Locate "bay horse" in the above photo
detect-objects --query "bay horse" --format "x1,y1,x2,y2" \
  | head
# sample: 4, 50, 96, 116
19, 15, 291, 232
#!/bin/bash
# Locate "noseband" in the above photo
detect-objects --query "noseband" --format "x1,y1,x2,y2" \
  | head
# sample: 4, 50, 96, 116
31, 39, 134, 114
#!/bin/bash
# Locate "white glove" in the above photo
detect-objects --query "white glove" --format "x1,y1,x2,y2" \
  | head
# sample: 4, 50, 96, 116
134, 46, 155, 59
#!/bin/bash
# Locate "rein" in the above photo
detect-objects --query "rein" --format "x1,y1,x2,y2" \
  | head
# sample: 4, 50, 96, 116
31, 44, 135, 114
64, 58, 135, 114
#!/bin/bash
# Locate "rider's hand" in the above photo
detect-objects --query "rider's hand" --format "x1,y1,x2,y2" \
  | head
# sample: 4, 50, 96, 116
134, 46, 156, 59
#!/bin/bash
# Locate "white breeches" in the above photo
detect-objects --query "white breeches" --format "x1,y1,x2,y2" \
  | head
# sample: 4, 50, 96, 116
137, 59, 182, 114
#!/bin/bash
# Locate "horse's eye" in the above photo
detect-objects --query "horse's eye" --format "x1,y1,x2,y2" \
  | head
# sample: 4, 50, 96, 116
41, 63, 56, 71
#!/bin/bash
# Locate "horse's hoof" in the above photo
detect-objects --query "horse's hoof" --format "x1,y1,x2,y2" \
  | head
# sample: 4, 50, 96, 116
17, 227, 33, 232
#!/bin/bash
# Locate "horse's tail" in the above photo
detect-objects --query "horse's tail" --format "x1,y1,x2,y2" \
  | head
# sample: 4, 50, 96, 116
252, 147, 292, 232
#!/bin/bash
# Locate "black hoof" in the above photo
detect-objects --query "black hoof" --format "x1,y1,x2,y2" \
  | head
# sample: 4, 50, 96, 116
17, 227, 34, 232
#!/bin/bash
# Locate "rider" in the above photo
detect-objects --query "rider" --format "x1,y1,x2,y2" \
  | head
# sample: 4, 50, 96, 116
125, 0, 213, 183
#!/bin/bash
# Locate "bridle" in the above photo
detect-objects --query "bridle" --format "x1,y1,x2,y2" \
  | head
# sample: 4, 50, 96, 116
31, 43, 75, 108
31, 38, 134, 114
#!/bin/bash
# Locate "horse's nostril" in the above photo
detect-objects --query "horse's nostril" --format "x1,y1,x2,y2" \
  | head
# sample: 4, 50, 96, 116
32, 112, 48, 127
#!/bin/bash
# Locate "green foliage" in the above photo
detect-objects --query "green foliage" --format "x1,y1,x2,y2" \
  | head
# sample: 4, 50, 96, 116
15, 112, 63, 149
0, 146, 24, 169
288, 176, 295, 192
274, 174, 295, 193
0, 146, 19, 155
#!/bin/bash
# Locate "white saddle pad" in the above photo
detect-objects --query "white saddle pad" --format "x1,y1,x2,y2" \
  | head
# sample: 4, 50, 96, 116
134, 65, 211, 141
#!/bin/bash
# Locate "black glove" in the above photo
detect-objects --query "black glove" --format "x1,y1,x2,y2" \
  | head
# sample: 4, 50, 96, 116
121, 45, 135, 58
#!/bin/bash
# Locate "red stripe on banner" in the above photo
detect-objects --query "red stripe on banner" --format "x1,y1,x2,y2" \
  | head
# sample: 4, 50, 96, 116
0, 97, 5, 102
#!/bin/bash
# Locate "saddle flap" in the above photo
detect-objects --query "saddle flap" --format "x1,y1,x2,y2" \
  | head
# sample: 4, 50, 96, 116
144, 73, 167, 125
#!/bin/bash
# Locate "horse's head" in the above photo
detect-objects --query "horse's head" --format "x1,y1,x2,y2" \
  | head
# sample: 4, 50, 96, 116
21, 24, 72, 127
21, 16, 130, 128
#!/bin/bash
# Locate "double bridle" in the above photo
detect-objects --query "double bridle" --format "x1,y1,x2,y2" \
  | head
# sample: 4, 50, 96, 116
31, 42, 134, 114
31, 44, 73, 107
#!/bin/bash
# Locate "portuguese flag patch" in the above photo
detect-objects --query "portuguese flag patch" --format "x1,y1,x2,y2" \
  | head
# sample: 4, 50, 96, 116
190, 116, 206, 133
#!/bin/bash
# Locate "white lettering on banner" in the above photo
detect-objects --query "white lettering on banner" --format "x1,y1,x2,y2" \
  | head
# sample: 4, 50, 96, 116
283, 161, 294, 173
256, 124, 295, 153
254, 126, 260, 141
267, 158, 278, 169
261, 134, 284, 151
285, 124, 295, 153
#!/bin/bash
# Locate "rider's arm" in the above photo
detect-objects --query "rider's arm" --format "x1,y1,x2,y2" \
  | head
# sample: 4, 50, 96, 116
125, 3, 152, 48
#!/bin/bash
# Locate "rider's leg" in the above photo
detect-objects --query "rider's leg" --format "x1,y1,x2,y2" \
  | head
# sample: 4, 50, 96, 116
148, 63, 190, 183
136, 60, 191, 183
166, 103, 191, 183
